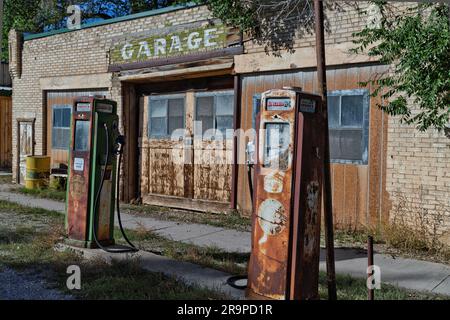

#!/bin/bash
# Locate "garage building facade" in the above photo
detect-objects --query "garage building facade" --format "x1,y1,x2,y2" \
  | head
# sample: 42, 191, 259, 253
8, 3, 450, 242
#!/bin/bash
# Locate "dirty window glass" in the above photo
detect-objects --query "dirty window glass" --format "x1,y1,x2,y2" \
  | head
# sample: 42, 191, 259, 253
196, 96, 214, 136
327, 95, 340, 128
149, 97, 185, 138
195, 91, 234, 139
168, 98, 185, 136
263, 123, 290, 170
327, 90, 369, 164
341, 95, 364, 126
74, 120, 90, 151
52, 105, 72, 150
216, 95, 234, 138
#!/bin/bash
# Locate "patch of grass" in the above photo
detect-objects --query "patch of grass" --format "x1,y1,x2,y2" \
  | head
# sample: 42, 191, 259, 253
0, 199, 446, 300
115, 226, 248, 275
0, 174, 12, 184
0, 200, 63, 220
122, 204, 252, 232
0, 200, 227, 300
117, 225, 448, 300
14, 187, 66, 202
325, 219, 450, 265
54, 257, 226, 300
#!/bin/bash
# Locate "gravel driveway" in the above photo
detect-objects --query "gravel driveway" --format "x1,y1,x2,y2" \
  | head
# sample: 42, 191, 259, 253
0, 266, 73, 300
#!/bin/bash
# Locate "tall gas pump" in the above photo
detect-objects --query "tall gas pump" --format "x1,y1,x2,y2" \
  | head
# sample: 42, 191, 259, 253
65, 97, 136, 252
247, 88, 325, 300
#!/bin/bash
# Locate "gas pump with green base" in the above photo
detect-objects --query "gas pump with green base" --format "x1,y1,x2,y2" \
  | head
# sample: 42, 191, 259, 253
65, 97, 137, 253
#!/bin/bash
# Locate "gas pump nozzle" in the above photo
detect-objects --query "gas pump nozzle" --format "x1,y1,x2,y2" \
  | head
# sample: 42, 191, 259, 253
114, 135, 125, 155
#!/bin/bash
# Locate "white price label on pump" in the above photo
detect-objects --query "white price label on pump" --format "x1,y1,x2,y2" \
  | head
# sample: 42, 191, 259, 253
73, 158, 85, 171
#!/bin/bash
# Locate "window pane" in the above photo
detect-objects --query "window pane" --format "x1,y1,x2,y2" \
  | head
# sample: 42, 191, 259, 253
62, 128, 70, 149
149, 99, 168, 137
327, 95, 340, 128
341, 95, 363, 127
264, 123, 290, 170
150, 100, 167, 117
329, 129, 363, 161
62, 108, 71, 127
74, 121, 90, 151
216, 95, 234, 116
168, 116, 184, 135
168, 98, 184, 117
167, 98, 184, 135
53, 109, 61, 127
196, 96, 214, 135
150, 118, 166, 137
216, 116, 234, 138
52, 128, 59, 149
197, 97, 214, 116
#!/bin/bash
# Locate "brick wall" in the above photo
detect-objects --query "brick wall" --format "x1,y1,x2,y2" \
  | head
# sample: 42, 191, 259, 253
386, 113, 450, 244
244, 2, 371, 54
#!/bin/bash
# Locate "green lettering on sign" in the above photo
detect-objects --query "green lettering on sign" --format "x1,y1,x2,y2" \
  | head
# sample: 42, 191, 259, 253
110, 24, 228, 65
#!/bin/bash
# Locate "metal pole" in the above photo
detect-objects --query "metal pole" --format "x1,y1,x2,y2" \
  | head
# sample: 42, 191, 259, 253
368, 235, 374, 300
314, 0, 337, 300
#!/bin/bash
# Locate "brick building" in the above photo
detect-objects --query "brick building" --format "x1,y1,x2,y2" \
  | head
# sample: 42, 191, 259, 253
8, 3, 449, 243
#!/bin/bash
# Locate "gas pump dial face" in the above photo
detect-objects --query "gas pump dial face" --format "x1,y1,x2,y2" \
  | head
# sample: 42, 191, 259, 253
257, 199, 287, 237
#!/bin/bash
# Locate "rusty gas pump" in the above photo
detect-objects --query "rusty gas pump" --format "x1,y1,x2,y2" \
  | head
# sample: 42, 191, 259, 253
247, 88, 325, 300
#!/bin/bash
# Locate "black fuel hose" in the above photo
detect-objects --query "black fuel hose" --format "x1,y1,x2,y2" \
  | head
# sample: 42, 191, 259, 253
92, 123, 138, 253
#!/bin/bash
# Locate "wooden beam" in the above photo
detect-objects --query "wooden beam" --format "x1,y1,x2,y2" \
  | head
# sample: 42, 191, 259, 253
230, 75, 241, 209
109, 46, 243, 72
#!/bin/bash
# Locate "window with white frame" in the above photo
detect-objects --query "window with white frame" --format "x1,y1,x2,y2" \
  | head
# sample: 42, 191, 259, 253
195, 91, 234, 139
148, 95, 185, 138
52, 105, 72, 150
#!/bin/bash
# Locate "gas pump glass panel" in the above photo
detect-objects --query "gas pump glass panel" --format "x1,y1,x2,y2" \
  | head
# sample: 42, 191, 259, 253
263, 122, 290, 171
74, 120, 90, 151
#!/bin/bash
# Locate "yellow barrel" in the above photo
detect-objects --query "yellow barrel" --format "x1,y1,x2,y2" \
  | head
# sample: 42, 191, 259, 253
25, 156, 51, 189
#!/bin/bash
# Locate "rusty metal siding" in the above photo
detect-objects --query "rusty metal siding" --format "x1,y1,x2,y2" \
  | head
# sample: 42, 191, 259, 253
0, 63, 12, 87
238, 64, 390, 230
0, 96, 12, 169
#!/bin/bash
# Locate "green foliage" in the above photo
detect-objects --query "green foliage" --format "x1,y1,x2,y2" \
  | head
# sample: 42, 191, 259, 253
352, 2, 450, 131
1, 0, 178, 61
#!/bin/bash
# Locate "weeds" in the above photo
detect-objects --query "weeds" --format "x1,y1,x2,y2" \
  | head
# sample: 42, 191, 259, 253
0, 201, 228, 300
115, 226, 249, 275
329, 186, 450, 264
14, 187, 66, 202
384, 188, 450, 262
0, 174, 12, 184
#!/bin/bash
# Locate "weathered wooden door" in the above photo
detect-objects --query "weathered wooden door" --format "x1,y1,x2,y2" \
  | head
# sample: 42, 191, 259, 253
193, 91, 234, 203
0, 96, 12, 169
17, 120, 34, 184
140, 90, 234, 212
141, 94, 188, 200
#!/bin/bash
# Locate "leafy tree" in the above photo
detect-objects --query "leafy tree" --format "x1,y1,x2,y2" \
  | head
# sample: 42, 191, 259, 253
352, 1, 450, 131
179, 0, 348, 54
1, 0, 177, 61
